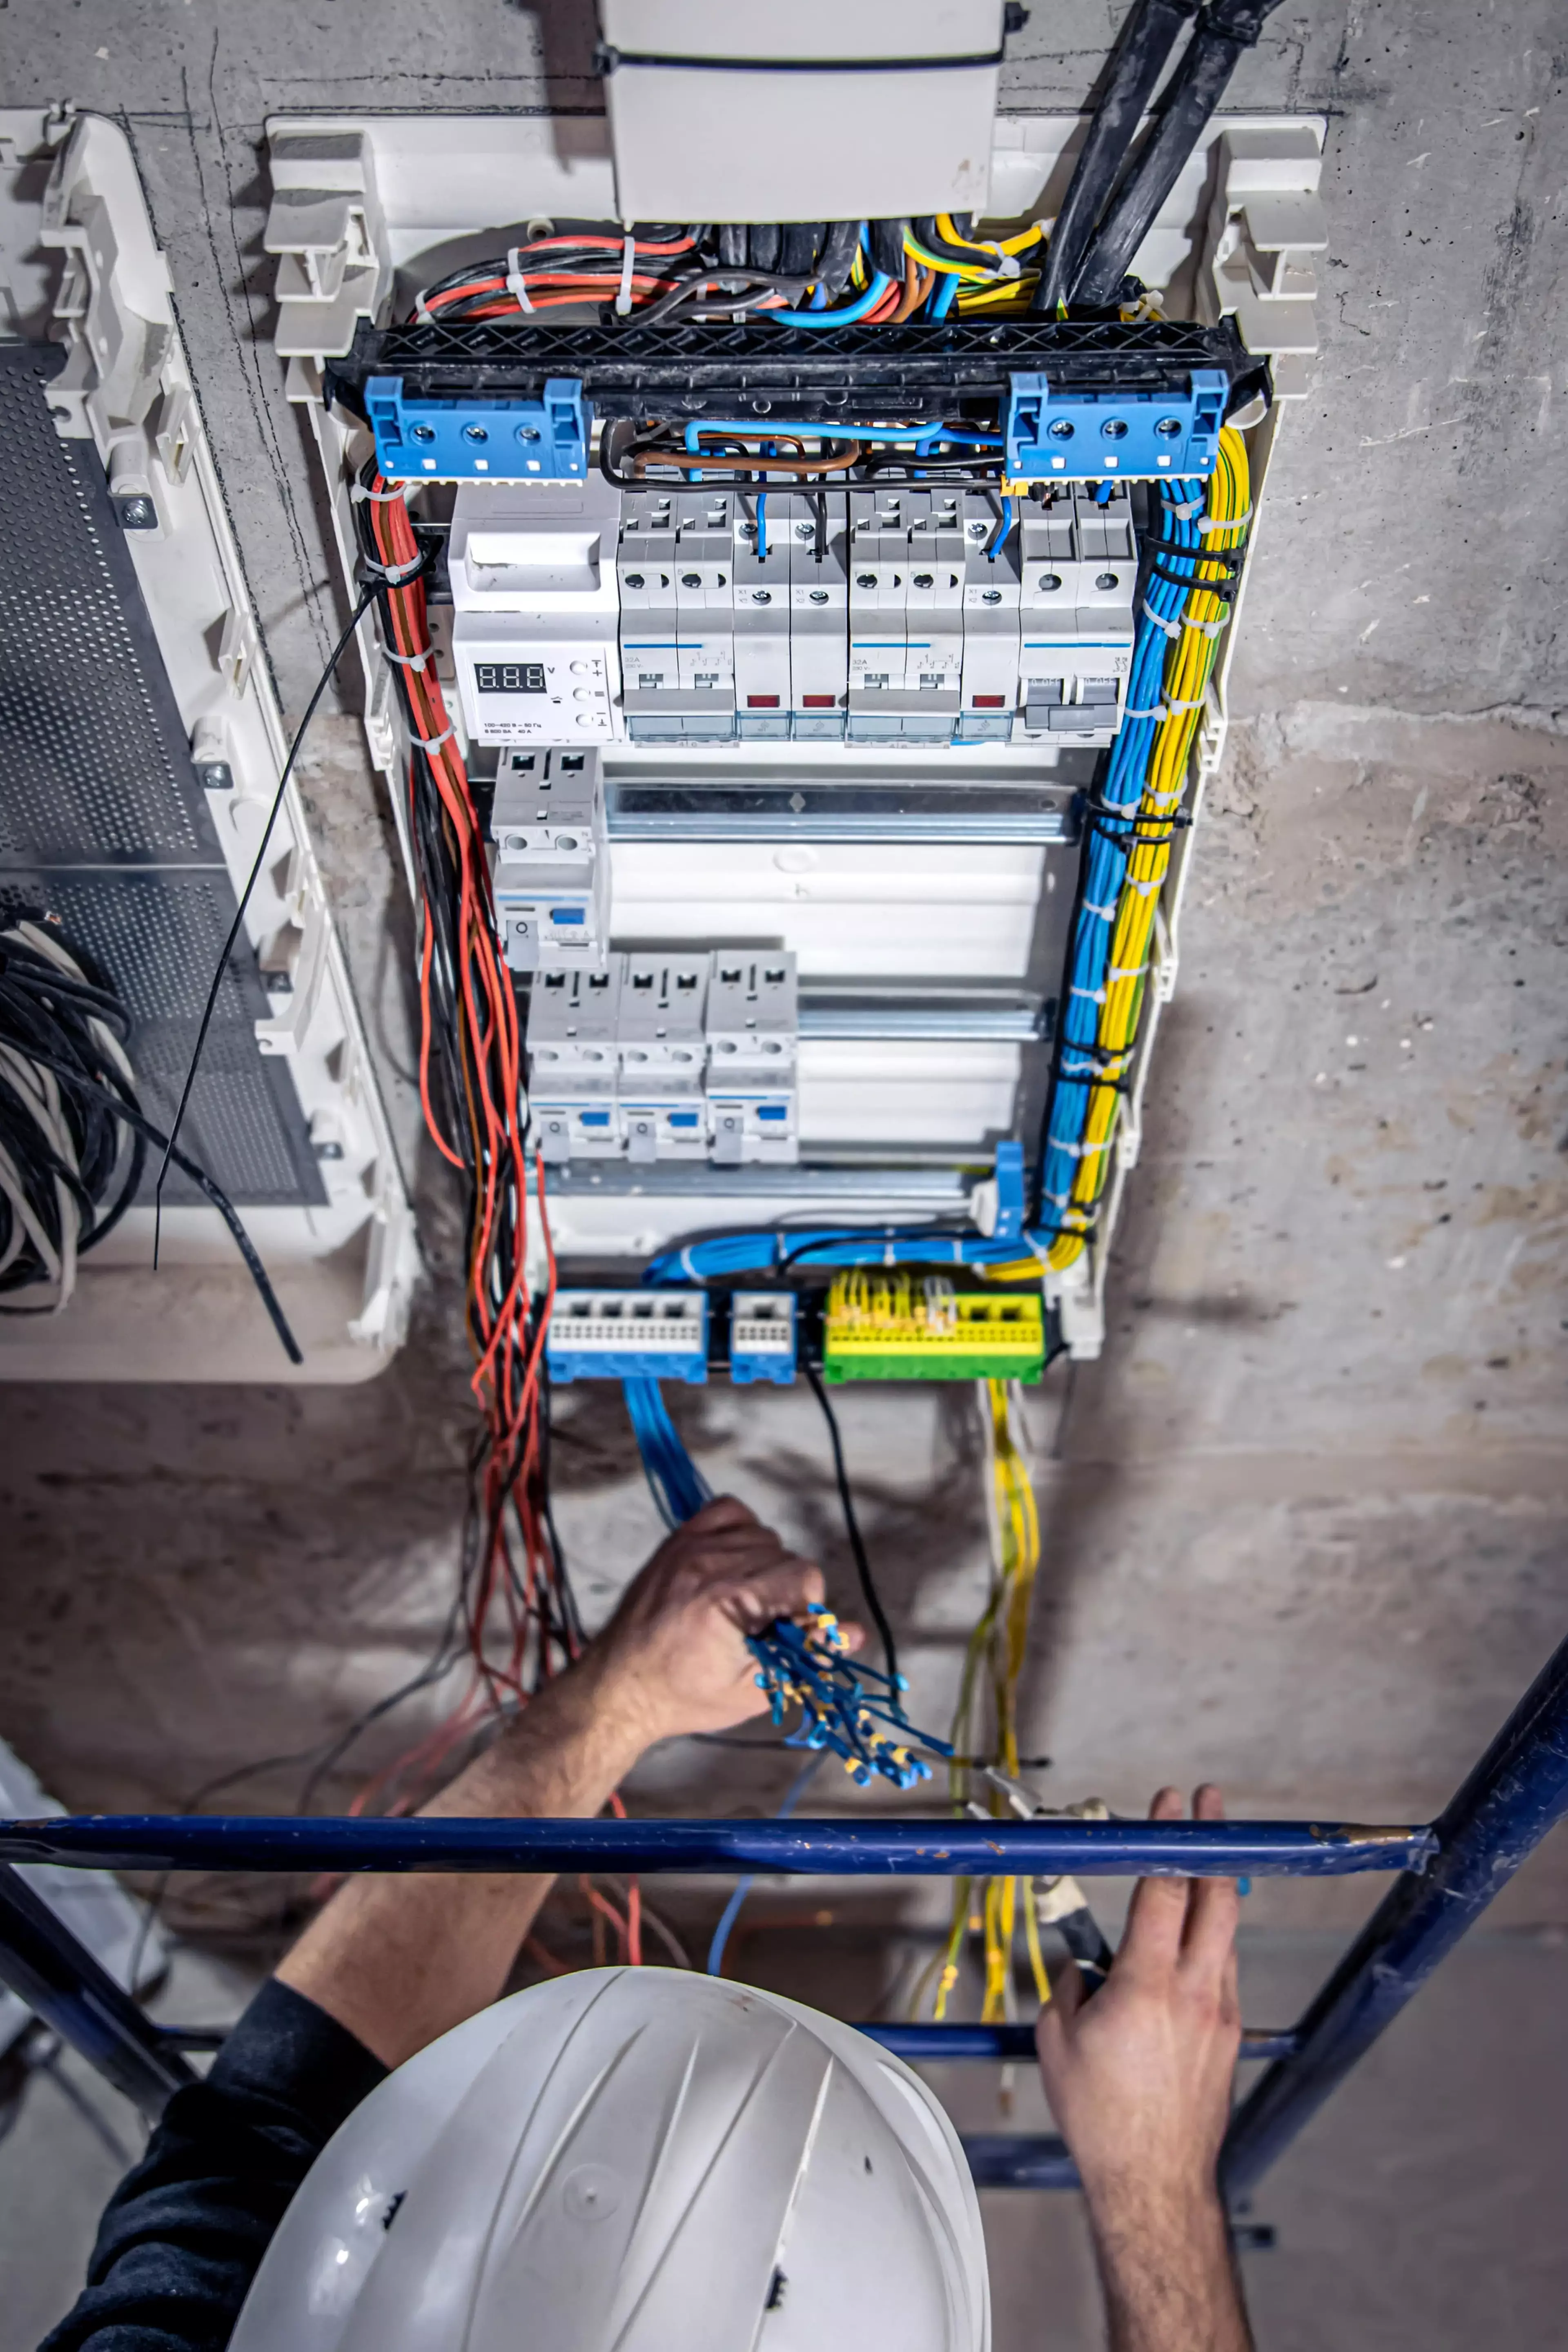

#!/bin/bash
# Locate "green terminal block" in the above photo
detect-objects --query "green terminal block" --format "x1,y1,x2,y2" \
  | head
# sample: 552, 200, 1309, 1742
822, 1275, 1046, 1385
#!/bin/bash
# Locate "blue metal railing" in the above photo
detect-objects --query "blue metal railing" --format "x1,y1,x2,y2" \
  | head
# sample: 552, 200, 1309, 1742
3, 1624, 1566, 2197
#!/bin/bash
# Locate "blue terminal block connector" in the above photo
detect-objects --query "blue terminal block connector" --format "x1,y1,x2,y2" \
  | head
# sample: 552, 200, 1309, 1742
727, 1292, 798, 1387
1004, 368, 1228, 481
546, 1290, 708, 1383
365, 375, 590, 480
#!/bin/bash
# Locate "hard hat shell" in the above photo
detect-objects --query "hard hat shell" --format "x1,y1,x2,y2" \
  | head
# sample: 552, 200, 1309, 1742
230, 1967, 989, 2352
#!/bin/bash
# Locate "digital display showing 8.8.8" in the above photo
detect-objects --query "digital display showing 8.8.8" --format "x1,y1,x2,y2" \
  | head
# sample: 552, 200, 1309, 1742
473, 661, 547, 695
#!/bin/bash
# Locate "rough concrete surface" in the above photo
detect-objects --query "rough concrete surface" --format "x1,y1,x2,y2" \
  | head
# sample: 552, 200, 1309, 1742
0, 1, 1566, 2341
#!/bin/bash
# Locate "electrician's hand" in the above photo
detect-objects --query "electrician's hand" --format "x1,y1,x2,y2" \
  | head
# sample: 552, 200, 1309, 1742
593, 1496, 862, 1747
1035, 1785, 1242, 2215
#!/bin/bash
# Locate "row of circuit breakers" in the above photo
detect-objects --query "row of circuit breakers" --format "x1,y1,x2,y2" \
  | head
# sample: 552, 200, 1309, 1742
449, 478, 1139, 751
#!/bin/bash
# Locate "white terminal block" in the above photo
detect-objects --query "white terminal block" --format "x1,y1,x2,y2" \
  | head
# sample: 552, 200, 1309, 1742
526, 958, 624, 1163
618, 952, 712, 1163
488, 747, 608, 974
732, 494, 793, 738
958, 490, 1022, 742
1016, 486, 1136, 746
450, 475, 622, 746
788, 492, 849, 737
705, 951, 799, 1167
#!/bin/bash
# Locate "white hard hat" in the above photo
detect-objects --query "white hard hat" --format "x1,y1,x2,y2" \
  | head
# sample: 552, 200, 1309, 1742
231, 1967, 989, 2352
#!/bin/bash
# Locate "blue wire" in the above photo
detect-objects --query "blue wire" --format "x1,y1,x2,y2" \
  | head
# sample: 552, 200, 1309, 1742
706, 1755, 824, 1975
929, 270, 959, 321
756, 491, 767, 563
623, 1376, 711, 1528
764, 270, 895, 328
987, 498, 1016, 561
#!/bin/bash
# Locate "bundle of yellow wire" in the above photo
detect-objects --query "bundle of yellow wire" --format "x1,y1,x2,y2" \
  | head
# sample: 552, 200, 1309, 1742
1046, 423, 1252, 1273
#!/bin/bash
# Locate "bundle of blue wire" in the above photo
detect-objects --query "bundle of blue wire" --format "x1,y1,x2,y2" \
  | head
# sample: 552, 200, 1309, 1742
1038, 477, 1209, 1230
644, 1228, 1032, 1285
622, 1374, 711, 1529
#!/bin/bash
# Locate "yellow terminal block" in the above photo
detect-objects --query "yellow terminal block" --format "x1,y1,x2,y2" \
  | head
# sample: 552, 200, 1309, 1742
823, 1272, 1046, 1384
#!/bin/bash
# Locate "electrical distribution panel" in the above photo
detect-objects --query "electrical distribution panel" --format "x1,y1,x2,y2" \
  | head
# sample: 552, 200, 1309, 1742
272, 102, 1325, 1352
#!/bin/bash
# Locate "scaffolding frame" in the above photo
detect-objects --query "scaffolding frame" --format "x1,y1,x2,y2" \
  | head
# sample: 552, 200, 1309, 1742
2, 1624, 1566, 2199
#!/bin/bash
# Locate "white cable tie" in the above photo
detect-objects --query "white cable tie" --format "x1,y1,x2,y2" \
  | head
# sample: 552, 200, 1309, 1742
1141, 601, 1182, 638
1105, 961, 1149, 984
1198, 504, 1252, 532
1068, 983, 1106, 1005
1123, 704, 1167, 721
361, 552, 423, 583
1122, 873, 1164, 898
351, 481, 410, 506
413, 723, 455, 753
1167, 494, 1204, 519
413, 294, 434, 323
504, 246, 535, 313
380, 642, 430, 673
678, 1246, 699, 1278
1080, 899, 1120, 922
1186, 613, 1228, 639
616, 234, 637, 316
1165, 691, 1207, 712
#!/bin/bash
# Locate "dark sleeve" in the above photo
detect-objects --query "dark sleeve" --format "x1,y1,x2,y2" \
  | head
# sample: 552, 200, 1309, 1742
40, 1978, 388, 2352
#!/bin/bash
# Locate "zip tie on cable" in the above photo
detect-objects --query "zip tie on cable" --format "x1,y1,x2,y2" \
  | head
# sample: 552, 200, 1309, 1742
413, 724, 455, 753
412, 294, 434, 323
505, 247, 535, 313
1166, 494, 1205, 519
1080, 899, 1120, 921
1165, 691, 1208, 712
1198, 504, 1252, 532
615, 235, 637, 316
1105, 960, 1149, 984
360, 552, 424, 583
1068, 982, 1107, 1005
379, 643, 430, 672
1183, 613, 1229, 638
1123, 704, 1168, 721
351, 482, 410, 505
1142, 601, 1182, 638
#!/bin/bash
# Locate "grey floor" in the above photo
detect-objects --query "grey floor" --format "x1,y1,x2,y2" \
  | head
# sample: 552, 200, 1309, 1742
5, 1927, 1565, 2352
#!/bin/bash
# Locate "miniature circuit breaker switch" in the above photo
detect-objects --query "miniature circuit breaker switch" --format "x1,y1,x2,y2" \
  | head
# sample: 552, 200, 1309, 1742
450, 477, 621, 746
706, 953, 799, 1167
488, 748, 608, 973
546, 1289, 709, 1383
525, 960, 623, 1163
618, 953, 711, 1164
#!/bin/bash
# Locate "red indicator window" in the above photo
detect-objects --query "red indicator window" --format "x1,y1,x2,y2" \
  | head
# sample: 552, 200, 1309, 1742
972, 694, 1006, 708
801, 694, 837, 708
747, 694, 781, 708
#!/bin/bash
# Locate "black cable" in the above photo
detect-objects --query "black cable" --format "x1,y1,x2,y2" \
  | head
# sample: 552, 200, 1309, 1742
746, 223, 781, 272
868, 218, 909, 280
152, 586, 379, 1255
779, 221, 825, 275
1072, 0, 1287, 306
0, 931, 301, 1361
815, 219, 861, 296
802, 1359, 898, 1688
1030, 0, 1200, 314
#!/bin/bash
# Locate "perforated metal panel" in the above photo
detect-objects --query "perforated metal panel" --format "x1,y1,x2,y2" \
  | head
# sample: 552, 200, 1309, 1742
0, 343, 323, 1208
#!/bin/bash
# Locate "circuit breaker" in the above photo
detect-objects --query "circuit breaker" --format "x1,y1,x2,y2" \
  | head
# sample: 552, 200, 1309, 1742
526, 961, 624, 1163
706, 953, 800, 1167
618, 953, 712, 1163
488, 748, 608, 973
451, 476, 622, 746
1016, 486, 1136, 744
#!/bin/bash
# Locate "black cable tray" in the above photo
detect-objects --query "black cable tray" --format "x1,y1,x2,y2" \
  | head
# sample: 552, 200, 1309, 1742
326, 313, 1269, 427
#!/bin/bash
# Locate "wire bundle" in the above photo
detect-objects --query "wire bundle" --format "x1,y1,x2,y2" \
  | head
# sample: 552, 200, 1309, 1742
353, 467, 580, 1777
623, 1374, 711, 1529
748, 1606, 951, 1791
1040, 423, 1251, 1269
920, 1382, 1051, 2025
0, 919, 300, 1361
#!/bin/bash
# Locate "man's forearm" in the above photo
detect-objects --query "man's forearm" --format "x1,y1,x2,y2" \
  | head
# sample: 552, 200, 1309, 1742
276, 1649, 646, 2067
1087, 2184, 1254, 2352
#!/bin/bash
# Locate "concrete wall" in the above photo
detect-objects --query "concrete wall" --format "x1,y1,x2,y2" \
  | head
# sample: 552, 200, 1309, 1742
1, 0, 1566, 1935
